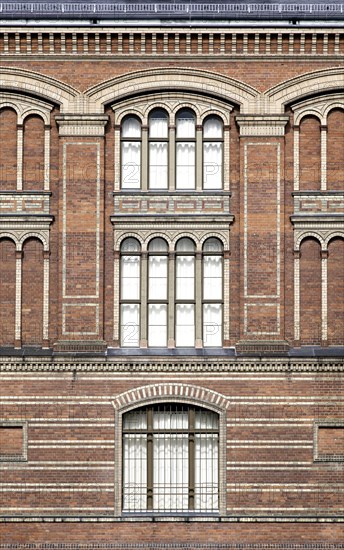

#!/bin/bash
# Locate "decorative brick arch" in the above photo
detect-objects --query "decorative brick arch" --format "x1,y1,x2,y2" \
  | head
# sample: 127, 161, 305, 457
19, 232, 49, 252
265, 68, 344, 114
296, 232, 324, 251
113, 383, 229, 413
0, 67, 81, 113
85, 67, 259, 112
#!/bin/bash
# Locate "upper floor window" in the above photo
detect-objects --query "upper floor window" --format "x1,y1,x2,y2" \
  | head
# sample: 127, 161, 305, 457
120, 236, 223, 348
203, 116, 223, 190
120, 108, 224, 191
149, 109, 169, 190
121, 116, 141, 189
122, 403, 219, 513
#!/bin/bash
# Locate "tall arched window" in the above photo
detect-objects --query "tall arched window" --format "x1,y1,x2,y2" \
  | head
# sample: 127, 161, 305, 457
121, 116, 141, 189
176, 109, 196, 189
203, 238, 223, 347
175, 238, 196, 346
122, 403, 219, 513
149, 109, 169, 189
203, 116, 223, 190
148, 238, 168, 346
120, 238, 141, 346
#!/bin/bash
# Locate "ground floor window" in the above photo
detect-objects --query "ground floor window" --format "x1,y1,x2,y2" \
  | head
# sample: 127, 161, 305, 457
122, 403, 219, 513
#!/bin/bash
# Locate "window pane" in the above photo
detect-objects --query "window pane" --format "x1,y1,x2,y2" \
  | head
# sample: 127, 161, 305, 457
203, 238, 222, 253
149, 110, 168, 138
176, 256, 195, 300
121, 142, 141, 189
203, 255, 222, 300
153, 433, 189, 511
121, 256, 140, 300
121, 238, 140, 253
176, 142, 195, 189
148, 304, 167, 347
149, 142, 168, 189
148, 238, 168, 253
153, 406, 188, 430
195, 432, 218, 511
149, 256, 168, 300
203, 116, 223, 139
176, 304, 195, 346
203, 142, 222, 189
176, 110, 195, 138
122, 116, 141, 138
123, 408, 147, 430
203, 304, 222, 347
123, 434, 147, 511
121, 304, 140, 347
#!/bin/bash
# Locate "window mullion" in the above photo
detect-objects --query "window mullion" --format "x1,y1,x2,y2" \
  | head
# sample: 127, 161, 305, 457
188, 407, 195, 511
147, 407, 153, 511
169, 124, 176, 191
196, 124, 202, 192
141, 125, 148, 191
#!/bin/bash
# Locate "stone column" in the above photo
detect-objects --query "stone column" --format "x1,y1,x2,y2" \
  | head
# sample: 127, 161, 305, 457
235, 115, 290, 353
54, 114, 108, 352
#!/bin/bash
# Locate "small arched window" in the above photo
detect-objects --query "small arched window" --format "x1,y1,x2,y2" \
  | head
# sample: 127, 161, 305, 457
120, 238, 141, 346
121, 116, 141, 189
175, 238, 196, 346
203, 116, 223, 190
149, 109, 169, 189
176, 109, 196, 189
202, 238, 223, 347
122, 403, 219, 513
148, 238, 169, 346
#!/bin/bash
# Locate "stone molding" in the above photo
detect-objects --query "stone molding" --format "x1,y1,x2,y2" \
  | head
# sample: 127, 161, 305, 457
0, 357, 343, 373
1, 66, 343, 117
236, 115, 289, 136
55, 114, 109, 136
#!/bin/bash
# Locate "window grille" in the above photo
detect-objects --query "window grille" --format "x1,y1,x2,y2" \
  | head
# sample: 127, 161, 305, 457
122, 403, 219, 513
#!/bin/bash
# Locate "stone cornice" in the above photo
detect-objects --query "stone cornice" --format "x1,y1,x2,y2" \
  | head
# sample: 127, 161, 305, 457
236, 115, 289, 136
0, 357, 343, 373
55, 114, 109, 136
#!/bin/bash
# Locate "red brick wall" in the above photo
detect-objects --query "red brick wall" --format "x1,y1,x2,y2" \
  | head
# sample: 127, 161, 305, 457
327, 238, 344, 345
0, 107, 17, 191
0, 238, 16, 346
327, 108, 344, 190
299, 116, 321, 191
300, 238, 322, 344
23, 114, 45, 190
21, 238, 44, 345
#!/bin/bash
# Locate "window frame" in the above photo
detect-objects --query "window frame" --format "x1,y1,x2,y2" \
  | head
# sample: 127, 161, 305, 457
175, 238, 196, 347
147, 237, 169, 347
120, 237, 142, 347
175, 108, 197, 191
119, 400, 224, 516
120, 115, 142, 190
202, 115, 224, 191
202, 238, 224, 348
148, 108, 169, 190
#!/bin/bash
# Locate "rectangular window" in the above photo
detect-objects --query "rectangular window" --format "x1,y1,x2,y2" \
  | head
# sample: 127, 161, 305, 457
176, 142, 195, 189
121, 304, 140, 347
203, 142, 223, 189
314, 423, 344, 462
121, 141, 141, 189
149, 142, 168, 189
176, 303, 195, 347
148, 304, 167, 347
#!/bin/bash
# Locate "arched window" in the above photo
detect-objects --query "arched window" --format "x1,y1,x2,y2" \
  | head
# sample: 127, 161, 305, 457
148, 238, 168, 346
203, 116, 223, 190
175, 238, 196, 346
120, 238, 141, 346
149, 109, 169, 189
203, 238, 223, 347
121, 116, 141, 189
176, 109, 196, 189
122, 403, 219, 513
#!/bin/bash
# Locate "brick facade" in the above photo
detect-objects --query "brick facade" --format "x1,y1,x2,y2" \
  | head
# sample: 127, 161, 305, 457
0, 4, 343, 547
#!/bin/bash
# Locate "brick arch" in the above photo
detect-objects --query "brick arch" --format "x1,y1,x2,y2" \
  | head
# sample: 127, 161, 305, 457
325, 233, 344, 249
265, 68, 344, 114
85, 67, 259, 112
0, 67, 81, 113
200, 233, 228, 250
19, 232, 49, 251
112, 383, 229, 413
295, 232, 325, 251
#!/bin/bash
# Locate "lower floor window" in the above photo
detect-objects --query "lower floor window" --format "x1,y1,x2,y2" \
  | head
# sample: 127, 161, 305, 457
122, 403, 219, 513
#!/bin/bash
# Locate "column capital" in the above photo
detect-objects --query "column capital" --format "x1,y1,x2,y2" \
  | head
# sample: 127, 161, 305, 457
55, 114, 109, 137
236, 114, 289, 137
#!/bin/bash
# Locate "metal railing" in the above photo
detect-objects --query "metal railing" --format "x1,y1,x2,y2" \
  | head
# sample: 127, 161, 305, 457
0, 3, 343, 19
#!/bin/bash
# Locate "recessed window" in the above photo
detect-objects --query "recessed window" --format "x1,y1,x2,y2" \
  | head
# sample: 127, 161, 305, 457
176, 109, 196, 190
122, 403, 219, 513
121, 116, 141, 189
120, 238, 141, 347
175, 238, 196, 346
148, 238, 168, 347
203, 238, 223, 347
149, 109, 169, 190
203, 116, 223, 190
0, 423, 27, 462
